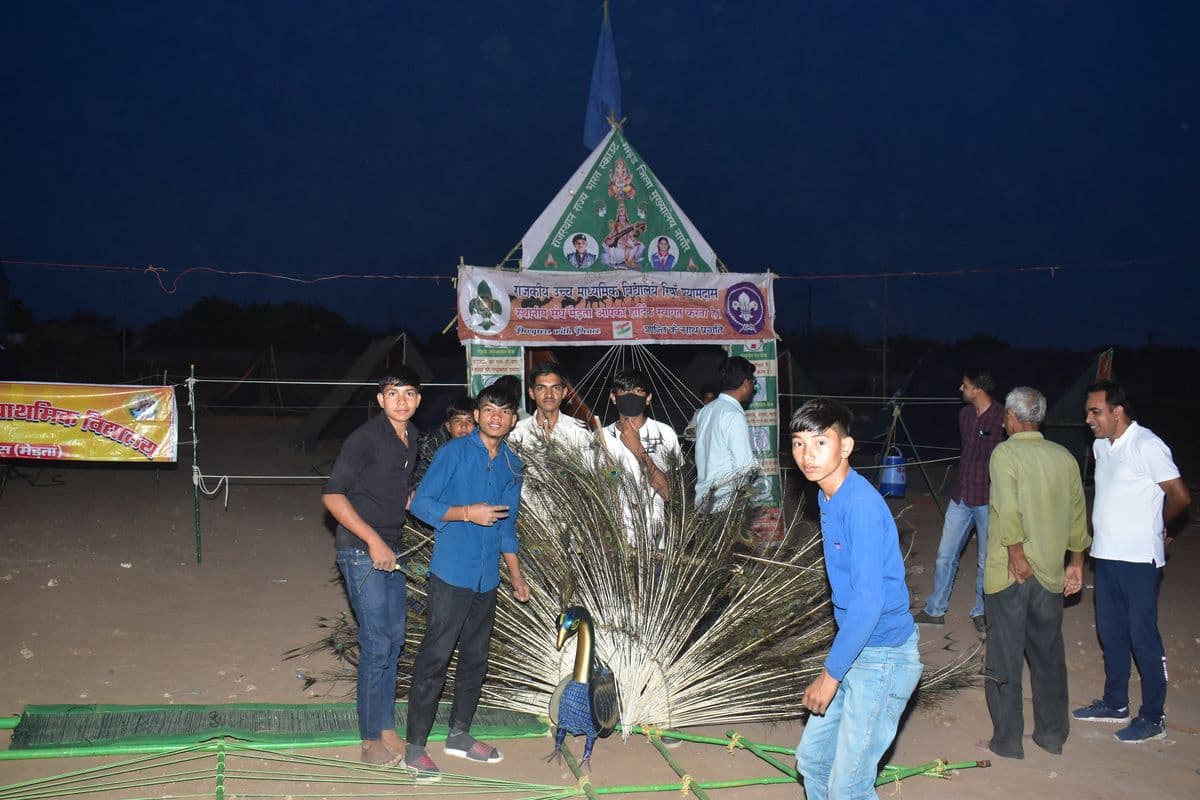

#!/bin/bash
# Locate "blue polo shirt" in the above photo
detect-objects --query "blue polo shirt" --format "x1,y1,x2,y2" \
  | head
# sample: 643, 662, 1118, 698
818, 469, 915, 680
411, 430, 523, 592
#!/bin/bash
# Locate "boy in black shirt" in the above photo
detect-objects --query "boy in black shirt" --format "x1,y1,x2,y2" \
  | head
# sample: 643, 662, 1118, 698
322, 368, 421, 766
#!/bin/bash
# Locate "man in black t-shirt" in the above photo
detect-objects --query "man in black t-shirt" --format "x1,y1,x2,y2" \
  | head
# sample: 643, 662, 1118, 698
322, 367, 421, 767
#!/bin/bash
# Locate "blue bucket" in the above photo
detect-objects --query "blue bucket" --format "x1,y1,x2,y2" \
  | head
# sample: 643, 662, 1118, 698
879, 446, 907, 498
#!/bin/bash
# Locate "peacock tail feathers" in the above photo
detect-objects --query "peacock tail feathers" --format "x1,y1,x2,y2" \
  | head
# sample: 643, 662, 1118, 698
289, 440, 979, 729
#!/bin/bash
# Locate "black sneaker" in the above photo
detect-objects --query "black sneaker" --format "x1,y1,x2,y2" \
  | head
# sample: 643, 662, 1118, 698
972, 615, 987, 633
913, 610, 944, 625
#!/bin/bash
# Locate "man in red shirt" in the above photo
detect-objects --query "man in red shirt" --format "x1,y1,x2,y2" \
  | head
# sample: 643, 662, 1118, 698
914, 369, 1004, 633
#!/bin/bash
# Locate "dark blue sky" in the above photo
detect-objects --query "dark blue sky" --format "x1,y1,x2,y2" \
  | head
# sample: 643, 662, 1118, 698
4, 1, 1197, 348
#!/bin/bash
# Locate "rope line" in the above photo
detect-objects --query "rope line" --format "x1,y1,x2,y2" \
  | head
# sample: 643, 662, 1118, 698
190, 378, 469, 387
191, 467, 230, 508
0, 258, 455, 294
180, 372, 967, 494
196, 473, 329, 480
769, 256, 1185, 281
858, 455, 960, 469
779, 392, 962, 404
2, 254, 1187, 292
780, 455, 959, 471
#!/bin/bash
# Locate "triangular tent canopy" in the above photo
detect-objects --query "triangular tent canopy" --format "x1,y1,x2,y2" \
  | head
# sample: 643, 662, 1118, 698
519, 129, 719, 273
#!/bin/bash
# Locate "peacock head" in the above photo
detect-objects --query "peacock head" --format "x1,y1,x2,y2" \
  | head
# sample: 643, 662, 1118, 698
555, 606, 592, 650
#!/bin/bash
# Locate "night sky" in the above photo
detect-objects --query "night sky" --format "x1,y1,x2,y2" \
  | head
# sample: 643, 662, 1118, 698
4, 1, 1197, 349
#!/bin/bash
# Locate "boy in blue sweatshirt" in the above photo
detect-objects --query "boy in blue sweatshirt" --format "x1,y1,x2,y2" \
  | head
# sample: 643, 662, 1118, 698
791, 399, 921, 800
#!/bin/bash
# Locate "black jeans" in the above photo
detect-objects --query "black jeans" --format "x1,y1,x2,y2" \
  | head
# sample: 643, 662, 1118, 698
984, 579, 1069, 757
405, 573, 498, 748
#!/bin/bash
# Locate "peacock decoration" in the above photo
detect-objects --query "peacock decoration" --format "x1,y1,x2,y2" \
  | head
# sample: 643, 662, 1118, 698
548, 606, 620, 766
289, 438, 979, 735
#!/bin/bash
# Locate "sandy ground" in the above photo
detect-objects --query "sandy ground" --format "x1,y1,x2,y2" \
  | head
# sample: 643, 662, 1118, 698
1, 414, 1198, 799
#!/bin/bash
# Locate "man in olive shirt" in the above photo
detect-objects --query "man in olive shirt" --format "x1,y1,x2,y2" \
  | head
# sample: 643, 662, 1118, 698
982, 386, 1090, 760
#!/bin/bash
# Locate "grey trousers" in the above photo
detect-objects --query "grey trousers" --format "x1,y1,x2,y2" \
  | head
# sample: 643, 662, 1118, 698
984, 579, 1070, 757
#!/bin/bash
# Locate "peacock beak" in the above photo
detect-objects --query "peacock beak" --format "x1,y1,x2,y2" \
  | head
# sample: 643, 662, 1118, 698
556, 626, 569, 650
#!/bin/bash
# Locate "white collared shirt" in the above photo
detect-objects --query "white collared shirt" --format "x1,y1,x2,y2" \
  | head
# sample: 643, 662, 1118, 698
1091, 421, 1181, 566
600, 417, 680, 540
508, 412, 596, 519
509, 412, 593, 453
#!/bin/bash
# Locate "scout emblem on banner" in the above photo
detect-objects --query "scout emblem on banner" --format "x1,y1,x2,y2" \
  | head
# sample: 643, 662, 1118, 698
520, 130, 718, 274
459, 272, 512, 335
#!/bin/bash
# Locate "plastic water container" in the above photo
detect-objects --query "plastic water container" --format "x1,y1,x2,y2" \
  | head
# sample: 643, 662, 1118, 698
879, 447, 907, 497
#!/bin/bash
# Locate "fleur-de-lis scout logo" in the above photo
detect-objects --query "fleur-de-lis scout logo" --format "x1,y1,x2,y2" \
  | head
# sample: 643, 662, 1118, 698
463, 278, 510, 336
731, 291, 759, 321
723, 282, 766, 335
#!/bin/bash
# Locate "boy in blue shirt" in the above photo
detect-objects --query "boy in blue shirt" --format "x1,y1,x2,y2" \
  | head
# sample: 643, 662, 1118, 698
404, 384, 530, 781
791, 399, 921, 800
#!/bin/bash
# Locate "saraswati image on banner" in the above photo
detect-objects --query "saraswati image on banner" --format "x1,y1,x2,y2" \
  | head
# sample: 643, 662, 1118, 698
522, 131, 719, 274
0, 382, 178, 463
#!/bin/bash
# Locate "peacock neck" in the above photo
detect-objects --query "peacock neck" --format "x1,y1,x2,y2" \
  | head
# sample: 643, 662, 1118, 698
572, 617, 593, 684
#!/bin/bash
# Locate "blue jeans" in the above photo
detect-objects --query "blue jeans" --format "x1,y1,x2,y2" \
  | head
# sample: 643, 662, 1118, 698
924, 500, 988, 618
796, 628, 922, 800
336, 547, 407, 741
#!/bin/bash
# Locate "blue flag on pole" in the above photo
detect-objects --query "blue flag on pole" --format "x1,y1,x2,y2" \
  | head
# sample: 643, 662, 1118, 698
583, 1, 621, 150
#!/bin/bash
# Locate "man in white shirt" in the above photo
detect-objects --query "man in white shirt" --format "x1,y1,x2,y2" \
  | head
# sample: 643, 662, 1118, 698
508, 363, 594, 536
1073, 380, 1191, 744
694, 357, 758, 512
600, 368, 680, 542
509, 363, 592, 454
